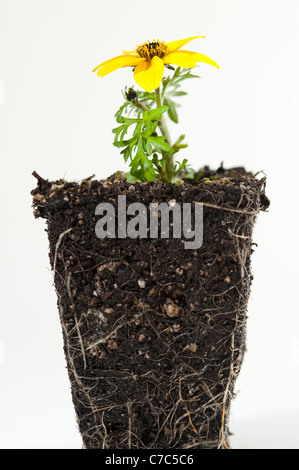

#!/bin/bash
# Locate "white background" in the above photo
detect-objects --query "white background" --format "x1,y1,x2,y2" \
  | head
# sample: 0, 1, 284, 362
1, 0, 299, 449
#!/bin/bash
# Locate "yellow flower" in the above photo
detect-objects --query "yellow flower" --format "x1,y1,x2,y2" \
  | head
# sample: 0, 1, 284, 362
92, 36, 219, 92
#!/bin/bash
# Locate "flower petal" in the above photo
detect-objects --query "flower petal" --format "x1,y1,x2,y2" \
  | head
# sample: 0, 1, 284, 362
163, 51, 198, 69
92, 54, 144, 76
165, 36, 205, 53
134, 56, 164, 92
169, 50, 219, 69
188, 52, 219, 69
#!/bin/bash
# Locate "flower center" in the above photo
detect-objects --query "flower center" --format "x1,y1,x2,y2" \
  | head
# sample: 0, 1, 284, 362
136, 40, 167, 60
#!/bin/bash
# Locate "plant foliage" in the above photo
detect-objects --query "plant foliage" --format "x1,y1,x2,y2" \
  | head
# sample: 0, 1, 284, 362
112, 67, 199, 183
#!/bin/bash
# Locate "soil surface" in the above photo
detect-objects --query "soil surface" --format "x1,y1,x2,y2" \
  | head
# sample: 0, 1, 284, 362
32, 168, 269, 449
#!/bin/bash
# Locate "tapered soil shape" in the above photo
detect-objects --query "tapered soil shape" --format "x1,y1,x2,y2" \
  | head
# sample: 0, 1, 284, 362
32, 169, 269, 449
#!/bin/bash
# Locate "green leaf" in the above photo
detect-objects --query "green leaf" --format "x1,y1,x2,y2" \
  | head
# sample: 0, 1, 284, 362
121, 146, 132, 163
176, 158, 188, 171
172, 91, 187, 97
133, 138, 156, 181
112, 124, 125, 141
142, 120, 158, 137
164, 97, 179, 124
152, 153, 163, 170
133, 121, 143, 137
143, 105, 169, 122
113, 140, 125, 148
121, 117, 142, 125
172, 66, 182, 78
145, 139, 152, 155
125, 171, 139, 183
146, 135, 173, 154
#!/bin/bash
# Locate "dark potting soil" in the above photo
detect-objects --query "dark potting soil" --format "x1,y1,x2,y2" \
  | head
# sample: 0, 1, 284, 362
31, 168, 269, 449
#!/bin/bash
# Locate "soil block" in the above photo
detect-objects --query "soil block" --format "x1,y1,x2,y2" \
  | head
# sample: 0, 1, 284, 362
31, 168, 269, 449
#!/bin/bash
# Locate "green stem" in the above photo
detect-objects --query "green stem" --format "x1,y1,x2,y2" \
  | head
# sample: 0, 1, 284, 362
133, 98, 149, 112
155, 87, 171, 146
155, 86, 175, 183
173, 134, 186, 148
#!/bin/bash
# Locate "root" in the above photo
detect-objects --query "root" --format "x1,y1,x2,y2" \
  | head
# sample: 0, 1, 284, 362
53, 228, 72, 281
194, 201, 259, 215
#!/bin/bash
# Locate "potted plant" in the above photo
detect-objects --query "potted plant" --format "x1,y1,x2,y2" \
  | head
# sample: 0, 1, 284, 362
32, 36, 269, 449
